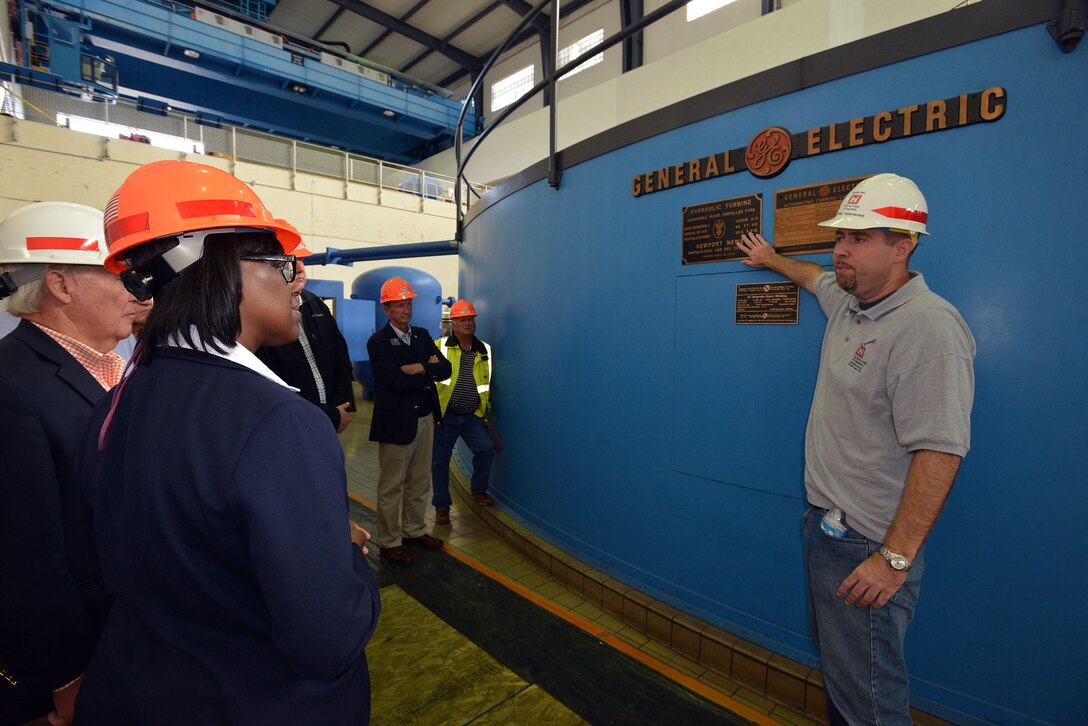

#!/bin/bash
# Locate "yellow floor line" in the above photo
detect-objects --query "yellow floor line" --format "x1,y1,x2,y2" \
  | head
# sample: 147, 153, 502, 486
346, 490, 780, 725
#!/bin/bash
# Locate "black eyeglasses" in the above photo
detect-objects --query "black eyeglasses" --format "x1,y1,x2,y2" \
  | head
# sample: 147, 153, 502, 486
240, 254, 296, 283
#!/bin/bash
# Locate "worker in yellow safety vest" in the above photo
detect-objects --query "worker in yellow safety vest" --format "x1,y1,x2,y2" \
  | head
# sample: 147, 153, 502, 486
431, 298, 496, 525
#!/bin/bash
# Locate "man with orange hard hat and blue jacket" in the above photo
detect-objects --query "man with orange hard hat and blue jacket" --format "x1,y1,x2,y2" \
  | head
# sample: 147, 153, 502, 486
367, 277, 451, 566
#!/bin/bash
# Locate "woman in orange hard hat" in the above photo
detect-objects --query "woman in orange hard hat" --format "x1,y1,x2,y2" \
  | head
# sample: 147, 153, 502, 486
74, 160, 380, 724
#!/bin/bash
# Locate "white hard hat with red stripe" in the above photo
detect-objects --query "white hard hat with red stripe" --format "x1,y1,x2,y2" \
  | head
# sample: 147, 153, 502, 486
819, 173, 929, 236
0, 201, 107, 265
0, 202, 107, 300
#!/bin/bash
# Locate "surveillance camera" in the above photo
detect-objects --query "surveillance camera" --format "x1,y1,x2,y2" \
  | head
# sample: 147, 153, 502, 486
1049, 0, 1086, 53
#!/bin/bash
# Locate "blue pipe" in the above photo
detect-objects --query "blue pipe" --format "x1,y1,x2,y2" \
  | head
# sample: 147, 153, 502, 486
305, 240, 458, 266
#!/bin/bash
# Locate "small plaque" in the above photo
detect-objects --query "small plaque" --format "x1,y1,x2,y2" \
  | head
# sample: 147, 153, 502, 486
772, 176, 867, 254
736, 282, 799, 325
682, 194, 762, 264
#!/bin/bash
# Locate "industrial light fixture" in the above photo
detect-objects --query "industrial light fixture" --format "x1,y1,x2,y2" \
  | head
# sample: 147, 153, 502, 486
182, 48, 200, 59
382, 109, 395, 117
290, 82, 309, 94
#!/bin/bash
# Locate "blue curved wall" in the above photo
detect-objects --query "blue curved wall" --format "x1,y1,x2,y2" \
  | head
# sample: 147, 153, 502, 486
459, 21, 1086, 725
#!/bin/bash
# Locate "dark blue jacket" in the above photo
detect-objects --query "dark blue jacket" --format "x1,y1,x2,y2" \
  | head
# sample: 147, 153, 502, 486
256, 289, 356, 430
0, 320, 107, 725
367, 323, 450, 445
74, 347, 380, 725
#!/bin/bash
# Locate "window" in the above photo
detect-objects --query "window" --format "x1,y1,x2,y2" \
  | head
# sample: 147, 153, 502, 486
686, 0, 739, 22
558, 28, 604, 79
56, 114, 205, 155
490, 64, 534, 112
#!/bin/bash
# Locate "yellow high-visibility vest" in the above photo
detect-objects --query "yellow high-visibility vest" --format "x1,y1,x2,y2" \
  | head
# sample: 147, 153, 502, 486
435, 336, 492, 417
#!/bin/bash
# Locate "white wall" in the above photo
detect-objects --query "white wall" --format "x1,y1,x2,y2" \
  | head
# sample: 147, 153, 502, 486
424, 0, 973, 185
0, 117, 461, 299
488, 0, 618, 123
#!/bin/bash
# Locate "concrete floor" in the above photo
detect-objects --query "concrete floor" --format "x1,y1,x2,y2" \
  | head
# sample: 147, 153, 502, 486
342, 392, 815, 725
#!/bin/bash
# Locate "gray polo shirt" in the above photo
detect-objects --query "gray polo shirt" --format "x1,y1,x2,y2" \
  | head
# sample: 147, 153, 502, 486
805, 272, 975, 542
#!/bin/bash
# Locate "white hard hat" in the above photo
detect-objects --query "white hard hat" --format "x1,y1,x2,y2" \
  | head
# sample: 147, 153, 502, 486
0, 201, 108, 265
818, 173, 929, 236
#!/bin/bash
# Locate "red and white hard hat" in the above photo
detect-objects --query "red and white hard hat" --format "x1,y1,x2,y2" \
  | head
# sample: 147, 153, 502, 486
380, 277, 417, 303
449, 299, 477, 319
0, 201, 107, 266
819, 173, 930, 236
102, 160, 300, 273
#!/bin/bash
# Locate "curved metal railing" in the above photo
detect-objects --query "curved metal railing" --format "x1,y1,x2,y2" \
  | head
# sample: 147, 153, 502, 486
452, 0, 692, 240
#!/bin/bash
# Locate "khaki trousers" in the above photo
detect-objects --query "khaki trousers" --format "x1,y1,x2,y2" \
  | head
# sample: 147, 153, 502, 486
376, 414, 434, 548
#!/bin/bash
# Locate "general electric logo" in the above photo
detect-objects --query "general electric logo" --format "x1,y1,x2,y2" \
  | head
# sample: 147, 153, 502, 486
745, 127, 793, 178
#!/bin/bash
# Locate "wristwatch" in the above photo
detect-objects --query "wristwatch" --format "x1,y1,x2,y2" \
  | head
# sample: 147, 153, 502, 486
878, 546, 912, 572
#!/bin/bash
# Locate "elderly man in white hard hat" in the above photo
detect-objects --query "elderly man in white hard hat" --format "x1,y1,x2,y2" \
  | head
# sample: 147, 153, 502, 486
736, 173, 975, 726
0, 201, 138, 726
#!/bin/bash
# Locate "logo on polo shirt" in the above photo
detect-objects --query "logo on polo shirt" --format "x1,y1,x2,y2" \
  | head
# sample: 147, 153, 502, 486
849, 339, 876, 373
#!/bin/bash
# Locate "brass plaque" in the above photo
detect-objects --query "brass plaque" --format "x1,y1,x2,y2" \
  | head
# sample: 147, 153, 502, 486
772, 176, 867, 254
682, 194, 762, 264
736, 282, 799, 325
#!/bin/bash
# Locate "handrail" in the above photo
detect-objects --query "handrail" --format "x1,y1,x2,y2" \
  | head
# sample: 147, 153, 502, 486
453, 0, 691, 240
454, 0, 553, 212
0, 72, 491, 206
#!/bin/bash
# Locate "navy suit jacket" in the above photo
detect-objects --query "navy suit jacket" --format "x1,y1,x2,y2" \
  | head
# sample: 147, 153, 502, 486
74, 347, 380, 724
256, 289, 356, 430
366, 323, 450, 445
0, 320, 109, 724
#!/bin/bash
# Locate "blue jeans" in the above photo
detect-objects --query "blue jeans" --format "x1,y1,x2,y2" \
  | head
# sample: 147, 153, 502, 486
431, 412, 494, 509
803, 506, 925, 726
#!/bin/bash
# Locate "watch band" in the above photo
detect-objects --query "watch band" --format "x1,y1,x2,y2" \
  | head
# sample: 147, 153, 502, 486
878, 545, 912, 572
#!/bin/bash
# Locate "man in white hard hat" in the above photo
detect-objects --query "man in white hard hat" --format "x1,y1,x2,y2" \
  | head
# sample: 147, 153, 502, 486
0, 202, 138, 726
736, 173, 975, 726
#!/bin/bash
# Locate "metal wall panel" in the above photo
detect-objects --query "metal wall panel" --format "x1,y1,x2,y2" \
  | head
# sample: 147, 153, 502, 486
459, 22, 1087, 725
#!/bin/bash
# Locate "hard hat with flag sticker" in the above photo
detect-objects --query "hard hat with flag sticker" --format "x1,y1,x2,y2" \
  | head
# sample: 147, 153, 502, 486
0, 202, 108, 300
818, 173, 929, 236
102, 161, 301, 301
380, 277, 417, 303
102, 160, 300, 274
449, 299, 477, 319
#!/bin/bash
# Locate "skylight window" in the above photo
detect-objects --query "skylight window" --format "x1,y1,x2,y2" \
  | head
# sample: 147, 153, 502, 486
491, 65, 535, 112
558, 29, 605, 79
687, 0, 739, 22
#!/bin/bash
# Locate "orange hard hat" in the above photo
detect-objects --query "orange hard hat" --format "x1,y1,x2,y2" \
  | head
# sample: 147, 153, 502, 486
449, 299, 477, 318
380, 277, 417, 303
290, 237, 313, 258
102, 160, 301, 273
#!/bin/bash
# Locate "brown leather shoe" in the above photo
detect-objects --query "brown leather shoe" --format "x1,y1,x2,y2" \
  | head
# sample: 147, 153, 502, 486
403, 533, 444, 549
434, 508, 450, 525
472, 491, 495, 506
380, 545, 413, 566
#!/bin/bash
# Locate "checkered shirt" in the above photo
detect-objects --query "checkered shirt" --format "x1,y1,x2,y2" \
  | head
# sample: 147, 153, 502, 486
34, 323, 126, 390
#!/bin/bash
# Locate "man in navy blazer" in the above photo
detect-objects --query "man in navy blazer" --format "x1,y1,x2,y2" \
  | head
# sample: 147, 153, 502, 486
367, 277, 451, 566
257, 258, 356, 433
0, 202, 137, 725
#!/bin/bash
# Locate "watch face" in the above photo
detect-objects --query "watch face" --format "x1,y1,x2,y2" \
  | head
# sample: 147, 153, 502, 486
890, 556, 908, 570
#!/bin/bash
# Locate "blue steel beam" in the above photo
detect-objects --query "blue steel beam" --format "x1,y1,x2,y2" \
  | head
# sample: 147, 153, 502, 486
89, 34, 444, 139
46, 0, 480, 159
307, 241, 458, 266
98, 47, 419, 160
